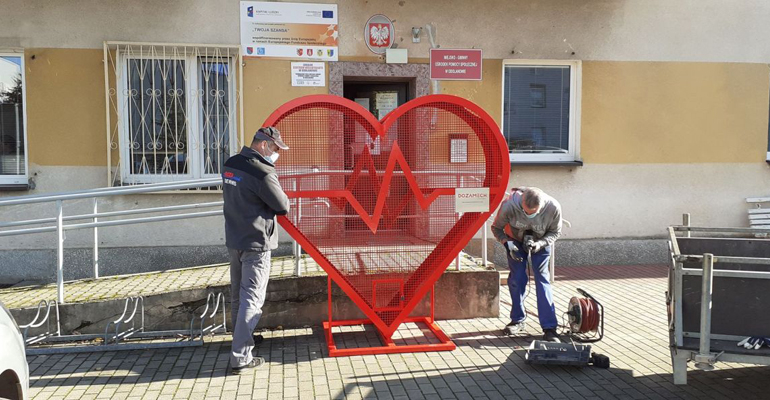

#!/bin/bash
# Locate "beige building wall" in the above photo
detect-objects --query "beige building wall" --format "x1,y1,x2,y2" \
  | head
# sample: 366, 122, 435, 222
2, 0, 770, 63
1, 0, 770, 252
442, 60, 770, 239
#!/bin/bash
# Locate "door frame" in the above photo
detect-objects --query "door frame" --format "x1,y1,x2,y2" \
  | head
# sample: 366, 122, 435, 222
328, 62, 430, 99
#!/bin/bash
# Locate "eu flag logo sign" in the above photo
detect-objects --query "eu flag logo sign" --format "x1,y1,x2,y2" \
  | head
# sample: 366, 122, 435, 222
322, 10, 333, 18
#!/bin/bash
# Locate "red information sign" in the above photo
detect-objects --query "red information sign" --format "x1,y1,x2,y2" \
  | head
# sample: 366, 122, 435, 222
430, 49, 483, 80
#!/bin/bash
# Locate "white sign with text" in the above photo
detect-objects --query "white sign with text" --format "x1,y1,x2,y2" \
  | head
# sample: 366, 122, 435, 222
455, 188, 490, 213
291, 62, 325, 86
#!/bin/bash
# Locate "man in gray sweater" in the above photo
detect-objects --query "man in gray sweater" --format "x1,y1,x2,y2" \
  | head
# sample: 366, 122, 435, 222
491, 187, 562, 342
223, 127, 290, 373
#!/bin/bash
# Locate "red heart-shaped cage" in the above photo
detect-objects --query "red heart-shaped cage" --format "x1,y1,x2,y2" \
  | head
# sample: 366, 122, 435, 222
263, 94, 510, 338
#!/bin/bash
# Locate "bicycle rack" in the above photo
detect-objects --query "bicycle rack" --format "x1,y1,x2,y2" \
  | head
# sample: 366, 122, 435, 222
105, 296, 144, 344
19, 300, 61, 346
190, 292, 228, 342
24, 291, 228, 355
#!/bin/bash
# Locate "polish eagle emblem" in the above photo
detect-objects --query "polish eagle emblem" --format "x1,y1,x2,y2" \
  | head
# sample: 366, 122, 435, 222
368, 23, 391, 48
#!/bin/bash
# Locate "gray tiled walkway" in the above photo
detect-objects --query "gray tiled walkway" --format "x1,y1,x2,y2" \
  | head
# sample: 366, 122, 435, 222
25, 265, 770, 399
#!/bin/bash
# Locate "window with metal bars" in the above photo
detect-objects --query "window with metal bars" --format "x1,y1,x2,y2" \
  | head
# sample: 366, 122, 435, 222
108, 44, 240, 185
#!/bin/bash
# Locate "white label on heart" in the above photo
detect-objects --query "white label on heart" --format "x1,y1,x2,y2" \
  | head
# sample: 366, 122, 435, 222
455, 188, 490, 212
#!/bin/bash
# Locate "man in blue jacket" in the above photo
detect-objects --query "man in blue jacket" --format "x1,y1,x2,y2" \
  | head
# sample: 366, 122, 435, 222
223, 127, 290, 373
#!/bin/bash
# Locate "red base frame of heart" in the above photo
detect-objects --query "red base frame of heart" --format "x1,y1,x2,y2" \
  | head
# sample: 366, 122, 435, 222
263, 94, 509, 356
323, 276, 456, 356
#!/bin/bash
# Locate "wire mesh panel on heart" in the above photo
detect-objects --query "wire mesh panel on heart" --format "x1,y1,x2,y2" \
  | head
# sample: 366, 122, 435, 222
264, 94, 508, 337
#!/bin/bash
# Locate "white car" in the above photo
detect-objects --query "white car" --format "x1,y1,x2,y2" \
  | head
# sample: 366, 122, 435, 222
0, 299, 28, 400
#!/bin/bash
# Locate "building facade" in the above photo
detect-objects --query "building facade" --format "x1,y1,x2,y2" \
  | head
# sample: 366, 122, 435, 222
1, 0, 769, 282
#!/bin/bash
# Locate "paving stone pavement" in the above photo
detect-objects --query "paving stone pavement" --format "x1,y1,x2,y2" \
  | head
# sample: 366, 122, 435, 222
24, 265, 770, 400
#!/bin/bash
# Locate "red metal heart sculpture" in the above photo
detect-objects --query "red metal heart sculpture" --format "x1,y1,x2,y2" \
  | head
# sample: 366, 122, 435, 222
264, 94, 509, 338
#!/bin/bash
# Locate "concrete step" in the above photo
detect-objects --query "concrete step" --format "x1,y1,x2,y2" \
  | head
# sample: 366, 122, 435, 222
2, 254, 500, 335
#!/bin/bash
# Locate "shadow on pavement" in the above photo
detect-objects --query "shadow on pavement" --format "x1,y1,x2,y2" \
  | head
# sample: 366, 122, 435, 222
333, 333, 770, 400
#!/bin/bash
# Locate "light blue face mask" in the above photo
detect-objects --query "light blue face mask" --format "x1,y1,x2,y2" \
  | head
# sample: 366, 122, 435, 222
525, 209, 539, 219
265, 144, 280, 163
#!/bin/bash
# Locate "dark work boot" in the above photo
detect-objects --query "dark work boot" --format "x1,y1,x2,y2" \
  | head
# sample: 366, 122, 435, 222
543, 329, 561, 343
253, 334, 264, 346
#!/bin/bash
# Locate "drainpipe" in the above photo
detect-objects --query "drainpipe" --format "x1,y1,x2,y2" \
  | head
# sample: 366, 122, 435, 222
426, 23, 440, 94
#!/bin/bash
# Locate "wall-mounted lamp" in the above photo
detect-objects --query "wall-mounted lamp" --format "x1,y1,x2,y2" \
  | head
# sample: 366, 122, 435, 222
411, 27, 422, 43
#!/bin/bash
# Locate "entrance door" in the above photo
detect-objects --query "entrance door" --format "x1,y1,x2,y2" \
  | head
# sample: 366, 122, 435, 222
341, 82, 411, 233
343, 82, 408, 119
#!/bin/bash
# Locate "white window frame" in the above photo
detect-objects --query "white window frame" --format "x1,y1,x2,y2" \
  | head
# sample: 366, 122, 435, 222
500, 59, 582, 163
0, 50, 29, 186
197, 57, 239, 180
116, 50, 238, 184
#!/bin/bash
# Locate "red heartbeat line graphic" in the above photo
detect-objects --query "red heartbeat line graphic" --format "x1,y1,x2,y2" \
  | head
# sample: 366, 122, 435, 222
286, 142, 455, 233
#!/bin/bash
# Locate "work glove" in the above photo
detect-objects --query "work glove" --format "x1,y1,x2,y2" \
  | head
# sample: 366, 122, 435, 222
525, 239, 545, 254
504, 241, 522, 262
737, 336, 770, 350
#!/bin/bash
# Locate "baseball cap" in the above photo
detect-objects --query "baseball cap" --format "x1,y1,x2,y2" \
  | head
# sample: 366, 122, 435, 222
254, 127, 289, 150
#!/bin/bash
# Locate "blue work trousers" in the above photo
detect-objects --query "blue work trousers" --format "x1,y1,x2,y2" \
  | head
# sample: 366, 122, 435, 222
506, 242, 558, 330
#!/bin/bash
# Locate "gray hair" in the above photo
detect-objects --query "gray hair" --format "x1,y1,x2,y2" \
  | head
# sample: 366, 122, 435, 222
522, 187, 544, 210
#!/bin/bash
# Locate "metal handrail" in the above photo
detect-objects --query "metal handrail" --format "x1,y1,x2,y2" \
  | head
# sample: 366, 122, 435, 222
0, 178, 221, 206
0, 201, 223, 229
280, 169, 488, 179
0, 177, 339, 304
0, 179, 224, 304
1, 171, 506, 306
0, 210, 223, 237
